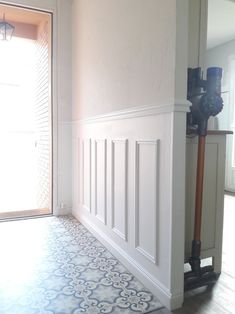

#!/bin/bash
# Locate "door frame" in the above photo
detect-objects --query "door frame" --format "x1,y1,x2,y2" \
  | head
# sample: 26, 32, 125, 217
0, 0, 58, 217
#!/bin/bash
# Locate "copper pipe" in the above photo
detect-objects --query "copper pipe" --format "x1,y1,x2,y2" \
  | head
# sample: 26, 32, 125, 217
194, 135, 206, 241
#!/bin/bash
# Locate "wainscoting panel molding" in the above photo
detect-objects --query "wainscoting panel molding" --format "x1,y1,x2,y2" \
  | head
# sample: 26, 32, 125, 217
94, 139, 107, 224
111, 139, 128, 241
82, 139, 91, 212
135, 140, 160, 264
72, 106, 188, 310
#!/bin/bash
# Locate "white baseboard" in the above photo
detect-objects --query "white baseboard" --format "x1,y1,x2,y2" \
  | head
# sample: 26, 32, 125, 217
72, 209, 183, 310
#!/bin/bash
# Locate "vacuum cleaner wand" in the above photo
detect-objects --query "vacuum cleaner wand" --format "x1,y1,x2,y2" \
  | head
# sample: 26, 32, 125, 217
185, 67, 223, 291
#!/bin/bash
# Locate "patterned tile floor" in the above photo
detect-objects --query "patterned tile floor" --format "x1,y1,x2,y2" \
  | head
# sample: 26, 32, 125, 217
0, 216, 163, 313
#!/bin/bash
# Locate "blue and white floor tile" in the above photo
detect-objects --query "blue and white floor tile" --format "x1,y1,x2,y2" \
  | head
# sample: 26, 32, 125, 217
0, 216, 163, 313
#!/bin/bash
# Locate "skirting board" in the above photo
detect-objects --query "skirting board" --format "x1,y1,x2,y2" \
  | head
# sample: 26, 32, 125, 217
72, 210, 184, 310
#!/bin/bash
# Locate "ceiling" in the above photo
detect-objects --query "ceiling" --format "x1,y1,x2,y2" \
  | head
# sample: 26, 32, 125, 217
207, 0, 235, 49
0, 3, 50, 26
1, 0, 234, 49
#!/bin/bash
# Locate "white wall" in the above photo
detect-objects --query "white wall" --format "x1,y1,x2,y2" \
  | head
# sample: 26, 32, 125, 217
1, 0, 73, 214
72, 0, 189, 310
188, 0, 208, 69
206, 40, 235, 130
72, 0, 175, 120
206, 41, 235, 191
206, 40, 235, 87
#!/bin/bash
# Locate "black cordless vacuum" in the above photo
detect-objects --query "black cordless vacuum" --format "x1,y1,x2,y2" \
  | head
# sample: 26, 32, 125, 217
184, 67, 224, 291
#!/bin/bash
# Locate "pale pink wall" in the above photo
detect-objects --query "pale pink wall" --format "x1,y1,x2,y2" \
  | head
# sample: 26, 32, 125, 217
72, 0, 176, 120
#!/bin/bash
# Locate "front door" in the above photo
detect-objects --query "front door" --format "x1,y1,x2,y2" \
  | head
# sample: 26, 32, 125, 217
0, 4, 52, 219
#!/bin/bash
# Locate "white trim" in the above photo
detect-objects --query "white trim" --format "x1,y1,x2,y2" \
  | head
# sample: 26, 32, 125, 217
51, 2, 59, 217
135, 140, 160, 265
72, 102, 190, 125
136, 246, 156, 264
112, 228, 126, 241
94, 139, 107, 225
111, 139, 128, 241
199, 0, 208, 69
82, 139, 92, 213
72, 210, 183, 310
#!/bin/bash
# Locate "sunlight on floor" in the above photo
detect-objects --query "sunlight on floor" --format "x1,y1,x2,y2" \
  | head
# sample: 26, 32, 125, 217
0, 219, 49, 285
0, 217, 163, 313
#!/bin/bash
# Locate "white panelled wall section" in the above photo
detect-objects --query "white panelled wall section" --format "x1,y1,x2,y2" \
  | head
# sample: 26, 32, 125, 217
72, 106, 189, 310
71, 0, 190, 310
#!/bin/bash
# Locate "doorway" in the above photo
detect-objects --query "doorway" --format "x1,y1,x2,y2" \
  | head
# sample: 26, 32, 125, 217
0, 4, 52, 219
206, 0, 235, 192
205, 3, 235, 308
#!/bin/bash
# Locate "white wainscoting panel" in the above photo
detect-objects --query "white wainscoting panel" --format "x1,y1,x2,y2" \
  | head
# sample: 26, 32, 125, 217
72, 137, 80, 208
94, 139, 107, 224
82, 139, 91, 212
135, 140, 160, 264
72, 105, 189, 310
111, 139, 128, 241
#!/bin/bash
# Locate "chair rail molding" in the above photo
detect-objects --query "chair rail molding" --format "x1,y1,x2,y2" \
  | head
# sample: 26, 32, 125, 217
71, 102, 190, 125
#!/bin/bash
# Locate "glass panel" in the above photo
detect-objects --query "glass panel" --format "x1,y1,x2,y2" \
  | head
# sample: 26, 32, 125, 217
0, 5, 52, 218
